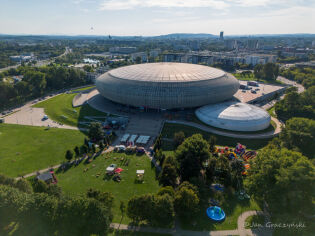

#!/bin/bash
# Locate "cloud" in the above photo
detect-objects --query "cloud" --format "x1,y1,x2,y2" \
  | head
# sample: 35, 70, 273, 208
99, 0, 229, 10
227, 0, 272, 7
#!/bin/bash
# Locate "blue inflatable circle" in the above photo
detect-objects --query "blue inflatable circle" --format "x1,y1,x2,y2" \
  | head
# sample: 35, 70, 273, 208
206, 206, 226, 222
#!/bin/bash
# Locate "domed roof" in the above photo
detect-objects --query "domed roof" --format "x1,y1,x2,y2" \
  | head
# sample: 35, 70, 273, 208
195, 101, 271, 131
108, 62, 225, 82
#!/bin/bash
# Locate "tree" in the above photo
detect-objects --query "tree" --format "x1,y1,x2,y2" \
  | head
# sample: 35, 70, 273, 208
86, 189, 114, 207
154, 148, 165, 164
84, 137, 89, 146
92, 144, 96, 153
244, 147, 315, 213
153, 135, 162, 152
159, 164, 178, 187
135, 56, 142, 64
173, 131, 185, 148
175, 134, 210, 180
65, 150, 73, 161
254, 64, 263, 79
157, 186, 175, 198
99, 141, 104, 150
15, 179, 33, 194
88, 122, 104, 141
120, 201, 126, 223
74, 146, 80, 158
279, 117, 315, 158
174, 186, 199, 218
127, 193, 175, 226
208, 136, 217, 153
263, 63, 278, 80
230, 159, 245, 176
32, 179, 48, 193
81, 145, 88, 154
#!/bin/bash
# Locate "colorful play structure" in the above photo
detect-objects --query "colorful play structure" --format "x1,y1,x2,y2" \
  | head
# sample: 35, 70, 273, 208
206, 206, 226, 222
214, 143, 257, 176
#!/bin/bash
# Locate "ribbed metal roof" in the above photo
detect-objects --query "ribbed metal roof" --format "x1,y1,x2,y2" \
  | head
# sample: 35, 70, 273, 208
109, 62, 225, 82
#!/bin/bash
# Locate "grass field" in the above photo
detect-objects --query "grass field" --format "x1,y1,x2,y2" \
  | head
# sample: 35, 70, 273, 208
161, 123, 271, 150
33, 93, 106, 127
56, 152, 160, 224
0, 124, 86, 177
181, 194, 261, 231
268, 106, 276, 118
71, 85, 96, 93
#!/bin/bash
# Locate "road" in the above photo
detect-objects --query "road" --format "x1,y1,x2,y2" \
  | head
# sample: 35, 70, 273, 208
0, 47, 71, 72
276, 76, 304, 93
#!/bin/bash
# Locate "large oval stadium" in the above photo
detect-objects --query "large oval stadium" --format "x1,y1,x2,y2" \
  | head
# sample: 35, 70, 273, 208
96, 63, 239, 109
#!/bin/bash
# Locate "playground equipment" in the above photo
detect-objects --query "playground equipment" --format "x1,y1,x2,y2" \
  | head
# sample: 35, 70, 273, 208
242, 164, 250, 175
210, 184, 225, 192
234, 143, 246, 156
228, 152, 237, 160
243, 151, 256, 161
206, 206, 226, 222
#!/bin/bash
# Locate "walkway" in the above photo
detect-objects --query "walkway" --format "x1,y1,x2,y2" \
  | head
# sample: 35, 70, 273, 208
110, 210, 272, 236
166, 119, 281, 139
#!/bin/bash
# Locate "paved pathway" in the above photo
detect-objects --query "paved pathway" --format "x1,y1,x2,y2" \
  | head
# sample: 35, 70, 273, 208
166, 119, 281, 139
110, 210, 271, 236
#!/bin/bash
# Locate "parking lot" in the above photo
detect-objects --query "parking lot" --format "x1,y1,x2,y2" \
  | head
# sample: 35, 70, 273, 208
234, 81, 286, 104
4, 106, 77, 130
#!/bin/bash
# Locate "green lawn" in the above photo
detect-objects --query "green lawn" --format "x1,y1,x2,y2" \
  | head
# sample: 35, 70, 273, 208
33, 93, 106, 127
181, 193, 261, 231
56, 152, 160, 225
71, 85, 96, 93
161, 123, 270, 150
0, 124, 86, 177
268, 106, 277, 118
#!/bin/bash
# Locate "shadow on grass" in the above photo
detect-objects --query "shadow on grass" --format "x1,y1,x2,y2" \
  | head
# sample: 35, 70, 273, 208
161, 123, 271, 150
179, 185, 255, 232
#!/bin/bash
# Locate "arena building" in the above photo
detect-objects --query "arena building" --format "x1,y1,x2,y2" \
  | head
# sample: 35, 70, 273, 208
195, 101, 271, 132
96, 63, 239, 109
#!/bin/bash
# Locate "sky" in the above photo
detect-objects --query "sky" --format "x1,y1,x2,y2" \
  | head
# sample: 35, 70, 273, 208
0, 0, 314, 36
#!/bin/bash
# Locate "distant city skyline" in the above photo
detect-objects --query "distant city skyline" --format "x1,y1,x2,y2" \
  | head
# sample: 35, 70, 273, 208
0, 0, 314, 36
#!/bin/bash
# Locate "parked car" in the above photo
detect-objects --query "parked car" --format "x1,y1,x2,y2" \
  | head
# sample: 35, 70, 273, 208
42, 115, 48, 121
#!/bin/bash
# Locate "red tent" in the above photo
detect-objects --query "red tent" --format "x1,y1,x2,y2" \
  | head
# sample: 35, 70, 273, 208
114, 168, 123, 173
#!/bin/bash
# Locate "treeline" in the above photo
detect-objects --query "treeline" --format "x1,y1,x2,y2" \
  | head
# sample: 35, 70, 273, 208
276, 117, 315, 158
0, 65, 87, 110
275, 86, 315, 121
0, 174, 113, 236
254, 62, 279, 81
280, 66, 315, 89
0, 41, 65, 68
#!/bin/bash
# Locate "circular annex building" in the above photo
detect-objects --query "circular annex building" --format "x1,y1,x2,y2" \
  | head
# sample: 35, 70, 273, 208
96, 63, 239, 109
196, 101, 271, 132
